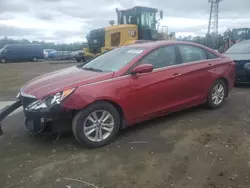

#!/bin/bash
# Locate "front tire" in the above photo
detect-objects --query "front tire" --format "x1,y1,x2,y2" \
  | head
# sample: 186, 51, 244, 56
207, 79, 227, 109
72, 102, 120, 148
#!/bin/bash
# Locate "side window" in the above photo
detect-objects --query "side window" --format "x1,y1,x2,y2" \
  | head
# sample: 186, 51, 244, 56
178, 45, 206, 63
206, 50, 219, 59
139, 45, 176, 69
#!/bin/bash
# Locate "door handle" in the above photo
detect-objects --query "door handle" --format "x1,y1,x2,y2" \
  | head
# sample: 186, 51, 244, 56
208, 63, 213, 66
172, 73, 181, 77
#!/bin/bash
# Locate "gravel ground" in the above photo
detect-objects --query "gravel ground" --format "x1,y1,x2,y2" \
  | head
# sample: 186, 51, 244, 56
0, 62, 250, 188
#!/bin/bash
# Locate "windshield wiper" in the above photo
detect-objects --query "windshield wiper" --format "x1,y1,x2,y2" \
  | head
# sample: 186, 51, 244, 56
82, 67, 103, 72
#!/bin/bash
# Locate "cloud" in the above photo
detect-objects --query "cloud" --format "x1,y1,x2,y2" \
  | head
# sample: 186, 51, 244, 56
0, 24, 35, 36
0, 0, 250, 42
0, 0, 28, 13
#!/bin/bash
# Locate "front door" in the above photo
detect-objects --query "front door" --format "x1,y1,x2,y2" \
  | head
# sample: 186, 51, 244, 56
123, 45, 185, 121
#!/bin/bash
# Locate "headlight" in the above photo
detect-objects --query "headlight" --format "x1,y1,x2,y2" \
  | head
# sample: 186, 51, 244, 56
26, 88, 76, 110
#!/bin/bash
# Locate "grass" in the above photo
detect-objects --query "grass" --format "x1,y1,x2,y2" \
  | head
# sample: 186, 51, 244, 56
0, 62, 76, 98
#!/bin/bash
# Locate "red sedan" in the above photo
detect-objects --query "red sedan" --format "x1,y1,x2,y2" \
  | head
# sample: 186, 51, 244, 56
0, 41, 235, 148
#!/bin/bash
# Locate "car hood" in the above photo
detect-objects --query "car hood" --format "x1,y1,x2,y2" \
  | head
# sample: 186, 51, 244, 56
224, 53, 250, 61
21, 66, 114, 99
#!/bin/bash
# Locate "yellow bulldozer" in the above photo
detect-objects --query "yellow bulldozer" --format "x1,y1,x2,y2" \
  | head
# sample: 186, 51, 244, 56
83, 6, 176, 60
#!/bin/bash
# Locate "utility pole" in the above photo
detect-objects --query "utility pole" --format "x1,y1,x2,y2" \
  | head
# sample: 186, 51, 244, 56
207, 0, 223, 49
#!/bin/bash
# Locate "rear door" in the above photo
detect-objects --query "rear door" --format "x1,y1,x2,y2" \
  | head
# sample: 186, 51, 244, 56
174, 44, 221, 105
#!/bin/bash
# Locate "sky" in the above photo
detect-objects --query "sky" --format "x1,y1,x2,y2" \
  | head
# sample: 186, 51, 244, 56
0, 0, 250, 43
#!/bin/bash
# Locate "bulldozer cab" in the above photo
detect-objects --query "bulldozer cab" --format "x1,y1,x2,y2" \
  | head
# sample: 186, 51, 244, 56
232, 28, 250, 42
224, 28, 250, 52
84, 6, 164, 59
116, 6, 159, 41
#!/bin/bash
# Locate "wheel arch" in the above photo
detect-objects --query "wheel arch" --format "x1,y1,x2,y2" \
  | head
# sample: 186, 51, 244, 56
216, 77, 229, 97
73, 99, 128, 129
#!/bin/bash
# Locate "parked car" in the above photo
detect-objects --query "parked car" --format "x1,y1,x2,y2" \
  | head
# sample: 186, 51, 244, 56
0, 41, 235, 148
0, 44, 44, 63
43, 49, 57, 59
224, 40, 250, 83
73, 51, 85, 62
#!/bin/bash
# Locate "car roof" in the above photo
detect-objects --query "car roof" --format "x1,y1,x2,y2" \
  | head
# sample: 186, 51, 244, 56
125, 40, 222, 58
127, 40, 207, 49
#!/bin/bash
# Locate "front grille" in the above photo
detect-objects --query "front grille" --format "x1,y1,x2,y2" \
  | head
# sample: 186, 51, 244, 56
234, 60, 250, 71
236, 74, 247, 82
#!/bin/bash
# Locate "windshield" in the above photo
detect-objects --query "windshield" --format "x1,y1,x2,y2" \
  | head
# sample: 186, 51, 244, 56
121, 12, 140, 25
81, 47, 146, 72
225, 41, 250, 54
120, 11, 156, 29
122, 15, 140, 25
141, 11, 156, 29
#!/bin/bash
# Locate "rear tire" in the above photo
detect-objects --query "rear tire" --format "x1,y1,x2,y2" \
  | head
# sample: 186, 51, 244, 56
72, 102, 120, 148
207, 79, 227, 109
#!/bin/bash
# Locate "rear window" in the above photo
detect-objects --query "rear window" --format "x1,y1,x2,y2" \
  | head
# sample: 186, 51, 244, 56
178, 45, 206, 63
225, 41, 250, 54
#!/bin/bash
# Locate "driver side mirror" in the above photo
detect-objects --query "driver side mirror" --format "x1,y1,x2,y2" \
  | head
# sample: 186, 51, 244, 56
131, 64, 153, 75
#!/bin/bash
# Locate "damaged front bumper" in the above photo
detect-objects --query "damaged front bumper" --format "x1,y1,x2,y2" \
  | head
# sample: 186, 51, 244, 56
24, 104, 73, 135
0, 99, 72, 136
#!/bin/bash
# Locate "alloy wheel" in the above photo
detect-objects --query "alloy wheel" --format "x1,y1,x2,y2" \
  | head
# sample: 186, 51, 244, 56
83, 110, 114, 142
212, 83, 225, 105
